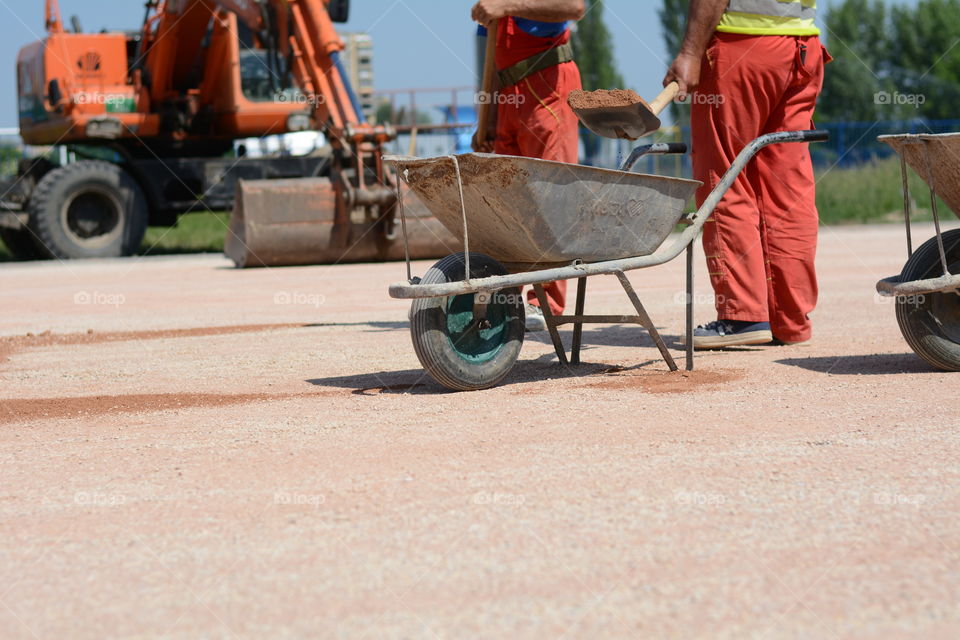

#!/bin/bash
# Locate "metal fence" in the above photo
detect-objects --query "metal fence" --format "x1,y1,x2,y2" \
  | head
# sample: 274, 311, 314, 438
610, 118, 960, 177
813, 119, 960, 168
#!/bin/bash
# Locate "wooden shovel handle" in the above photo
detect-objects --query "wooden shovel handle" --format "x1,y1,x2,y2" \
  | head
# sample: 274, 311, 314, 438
476, 20, 498, 146
648, 82, 680, 116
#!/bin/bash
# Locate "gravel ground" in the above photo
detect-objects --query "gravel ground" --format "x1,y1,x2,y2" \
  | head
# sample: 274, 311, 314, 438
1, 223, 958, 639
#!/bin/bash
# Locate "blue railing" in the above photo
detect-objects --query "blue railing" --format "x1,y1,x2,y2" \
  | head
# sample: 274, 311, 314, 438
625, 118, 960, 177
812, 119, 960, 168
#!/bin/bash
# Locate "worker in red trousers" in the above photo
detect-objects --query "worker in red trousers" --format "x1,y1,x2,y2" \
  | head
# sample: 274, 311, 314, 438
472, 0, 585, 331
665, 0, 830, 348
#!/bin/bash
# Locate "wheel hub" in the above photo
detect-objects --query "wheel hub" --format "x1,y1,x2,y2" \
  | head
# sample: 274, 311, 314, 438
445, 293, 511, 363
931, 259, 960, 343
61, 187, 123, 248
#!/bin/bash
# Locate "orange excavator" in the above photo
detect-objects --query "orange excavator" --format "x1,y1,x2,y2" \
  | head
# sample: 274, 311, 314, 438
2, 0, 453, 264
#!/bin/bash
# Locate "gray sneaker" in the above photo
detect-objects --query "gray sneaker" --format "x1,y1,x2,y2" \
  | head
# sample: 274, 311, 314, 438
690, 319, 772, 349
525, 303, 547, 332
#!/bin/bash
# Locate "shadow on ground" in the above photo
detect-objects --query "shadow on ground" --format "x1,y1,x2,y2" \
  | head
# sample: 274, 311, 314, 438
306, 321, 408, 332
306, 357, 660, 395
307, 323, 690, 394
526, 323, 699, 350
776, 352, 937, 375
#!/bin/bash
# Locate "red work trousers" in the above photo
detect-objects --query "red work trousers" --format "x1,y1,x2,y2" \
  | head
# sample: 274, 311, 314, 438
495, 61, 582, 315
692, 33, 827, 343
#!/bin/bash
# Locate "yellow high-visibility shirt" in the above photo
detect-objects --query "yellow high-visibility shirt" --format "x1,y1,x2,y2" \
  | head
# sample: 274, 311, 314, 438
718, 0, 819, 36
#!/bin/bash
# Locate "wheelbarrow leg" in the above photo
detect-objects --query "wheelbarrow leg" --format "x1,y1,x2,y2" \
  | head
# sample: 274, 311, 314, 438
532, 284, 569, 364
614, 271, 679, 372
571, 277, 587, 365
686, 243, 695, 372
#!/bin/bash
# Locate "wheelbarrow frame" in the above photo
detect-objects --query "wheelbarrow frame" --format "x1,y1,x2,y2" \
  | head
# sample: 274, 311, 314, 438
875, 134, 960, 298
388, 130, 829, 379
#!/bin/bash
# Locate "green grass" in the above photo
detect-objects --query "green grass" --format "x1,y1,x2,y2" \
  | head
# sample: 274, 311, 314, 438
815, 157, 948, 225
0, 211, 229, 261
140, 211, 230, 255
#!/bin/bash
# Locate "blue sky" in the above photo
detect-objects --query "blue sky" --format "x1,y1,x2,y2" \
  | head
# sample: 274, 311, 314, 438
0, 0, 922, 128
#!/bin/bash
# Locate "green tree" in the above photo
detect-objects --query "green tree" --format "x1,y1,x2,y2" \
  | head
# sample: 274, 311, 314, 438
572, 0, 625, 165
374, 100, 393, 125
573, 0, 624, 91
818, 0, 894, 122
660, 0, 960, 124
374, 100, 433, 126
888, 0, 960, 120
819, 0, 960, 122
658, 0, 690, 125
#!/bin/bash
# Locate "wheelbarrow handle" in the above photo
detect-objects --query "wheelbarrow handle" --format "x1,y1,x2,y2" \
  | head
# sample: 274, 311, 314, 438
756, 129, 830, 144
619, 142, 688, 172
801, 129, 830, 143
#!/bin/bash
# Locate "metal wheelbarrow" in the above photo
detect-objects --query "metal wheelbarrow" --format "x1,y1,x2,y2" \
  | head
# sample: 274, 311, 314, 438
876, 133, 960, 371
387, 130, 829, 391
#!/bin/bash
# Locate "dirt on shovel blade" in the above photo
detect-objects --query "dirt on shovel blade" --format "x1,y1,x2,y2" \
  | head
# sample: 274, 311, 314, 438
567, 88, 648, 111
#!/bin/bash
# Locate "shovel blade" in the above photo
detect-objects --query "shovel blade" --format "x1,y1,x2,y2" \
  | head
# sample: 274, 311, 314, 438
572, 103, 661, 141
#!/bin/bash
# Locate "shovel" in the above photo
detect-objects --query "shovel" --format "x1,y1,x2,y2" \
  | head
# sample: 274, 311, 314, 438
475, 20, 499, 148
570, 82, 680, 141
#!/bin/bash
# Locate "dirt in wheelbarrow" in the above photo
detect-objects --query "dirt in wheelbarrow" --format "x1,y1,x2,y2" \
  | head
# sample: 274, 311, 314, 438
582, 365, 745, 394
408, 156, 530, 204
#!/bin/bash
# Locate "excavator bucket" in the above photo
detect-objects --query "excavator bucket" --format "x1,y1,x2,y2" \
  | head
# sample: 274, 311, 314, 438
225, 178, 460, 268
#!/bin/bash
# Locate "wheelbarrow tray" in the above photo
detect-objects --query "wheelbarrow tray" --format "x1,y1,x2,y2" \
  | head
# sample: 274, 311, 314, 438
879, 133, 960, 218
395, 153, 701, 266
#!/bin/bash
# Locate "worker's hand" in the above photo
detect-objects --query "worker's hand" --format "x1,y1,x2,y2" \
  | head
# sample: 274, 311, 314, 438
471, 0, 510, 26
471, 127, 495, 153
663, 52, 702, 102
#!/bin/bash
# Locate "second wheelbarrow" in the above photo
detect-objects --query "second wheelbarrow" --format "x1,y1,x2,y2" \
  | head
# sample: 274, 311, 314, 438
387, 130, 830, 391
875, 133, 960, 371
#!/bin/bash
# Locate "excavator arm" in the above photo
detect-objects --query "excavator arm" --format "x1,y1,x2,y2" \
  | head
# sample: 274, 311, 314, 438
140, 0, 399, 259
17, 0, 453, 264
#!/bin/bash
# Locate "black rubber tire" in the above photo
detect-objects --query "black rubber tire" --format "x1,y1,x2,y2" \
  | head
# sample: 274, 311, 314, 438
27, 161, 148, 259
410, 253, 525, 391
895, 228, 960, 371
0, 167, 47, 260
0, 227, 46, 260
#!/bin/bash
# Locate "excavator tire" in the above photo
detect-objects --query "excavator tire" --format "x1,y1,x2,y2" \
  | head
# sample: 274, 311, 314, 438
28, 161, 148, 260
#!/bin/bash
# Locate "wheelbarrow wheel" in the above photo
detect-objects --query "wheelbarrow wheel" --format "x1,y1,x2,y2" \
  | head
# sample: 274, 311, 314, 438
410, 253, 524, 391
895, 229, 960, 371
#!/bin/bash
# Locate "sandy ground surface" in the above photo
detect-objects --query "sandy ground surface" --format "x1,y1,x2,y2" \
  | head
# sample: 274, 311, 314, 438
1, 223, 959, 638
